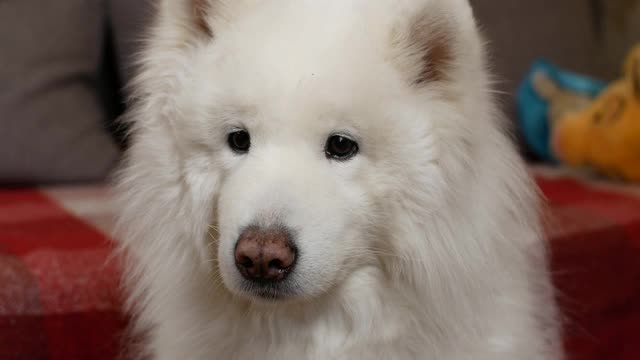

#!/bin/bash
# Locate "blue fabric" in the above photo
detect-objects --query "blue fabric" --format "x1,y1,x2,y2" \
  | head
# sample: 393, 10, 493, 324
516, 59, 606, 161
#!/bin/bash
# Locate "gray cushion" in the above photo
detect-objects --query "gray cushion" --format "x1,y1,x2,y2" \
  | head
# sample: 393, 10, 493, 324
109, 0, 154, 90
472, 0, 603, 106
0, 0, 120, 184
471, 0, 640, 108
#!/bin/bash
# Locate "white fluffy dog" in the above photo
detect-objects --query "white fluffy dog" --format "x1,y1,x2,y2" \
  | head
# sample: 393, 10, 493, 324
116, 0, 564, 359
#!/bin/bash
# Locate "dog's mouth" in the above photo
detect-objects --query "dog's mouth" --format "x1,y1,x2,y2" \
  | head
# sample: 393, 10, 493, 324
237, 280, 300, 302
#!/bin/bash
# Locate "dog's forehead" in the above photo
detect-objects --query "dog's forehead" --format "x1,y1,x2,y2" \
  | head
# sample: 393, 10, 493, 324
219, 5, 397, 77
189, 0, 466, 133
201, 6, 406, 125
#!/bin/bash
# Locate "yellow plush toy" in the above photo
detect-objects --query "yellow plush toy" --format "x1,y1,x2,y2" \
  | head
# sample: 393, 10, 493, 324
552, 44, 640, 182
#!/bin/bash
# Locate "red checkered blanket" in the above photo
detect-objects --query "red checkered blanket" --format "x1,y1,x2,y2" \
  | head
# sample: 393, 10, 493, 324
1, 167, 639, 359
0, 187, 127, 360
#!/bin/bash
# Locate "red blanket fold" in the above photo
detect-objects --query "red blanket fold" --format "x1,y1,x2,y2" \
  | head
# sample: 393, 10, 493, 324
0, 189, 126, 360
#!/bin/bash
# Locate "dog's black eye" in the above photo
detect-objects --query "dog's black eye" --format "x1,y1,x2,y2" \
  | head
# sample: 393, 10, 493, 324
228, 130, 251, 154
325, 135, 358, 160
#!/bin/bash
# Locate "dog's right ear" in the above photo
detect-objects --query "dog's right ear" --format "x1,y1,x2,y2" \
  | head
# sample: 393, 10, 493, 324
160, 0, 217, 39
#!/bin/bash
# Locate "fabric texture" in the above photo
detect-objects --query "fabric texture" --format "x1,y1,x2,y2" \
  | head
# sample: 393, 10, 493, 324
0, 166, 639, 359
0, 1, 120, 184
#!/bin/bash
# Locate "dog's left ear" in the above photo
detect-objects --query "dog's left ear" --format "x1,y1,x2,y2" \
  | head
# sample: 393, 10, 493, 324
391, 5, 460, 86
192, 0, 214, 36
411, 13, 454, 85
159, 0, 217, 40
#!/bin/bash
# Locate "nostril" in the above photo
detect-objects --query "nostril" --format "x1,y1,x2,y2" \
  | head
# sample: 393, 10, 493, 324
268, 259, 285, 271
238, 256, 254, 269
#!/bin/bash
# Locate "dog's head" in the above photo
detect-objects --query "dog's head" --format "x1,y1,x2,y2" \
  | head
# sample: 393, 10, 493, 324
123, 0, 489, 304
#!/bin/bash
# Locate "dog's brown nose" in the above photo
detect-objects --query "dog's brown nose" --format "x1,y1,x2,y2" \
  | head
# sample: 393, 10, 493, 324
234, 226, 297, 282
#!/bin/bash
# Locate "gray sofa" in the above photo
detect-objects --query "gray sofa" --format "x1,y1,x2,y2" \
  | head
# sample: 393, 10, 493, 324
472, 0, 639, 111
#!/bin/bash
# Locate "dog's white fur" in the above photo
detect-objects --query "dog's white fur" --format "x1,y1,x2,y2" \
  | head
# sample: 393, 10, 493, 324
115, 0, 564, 359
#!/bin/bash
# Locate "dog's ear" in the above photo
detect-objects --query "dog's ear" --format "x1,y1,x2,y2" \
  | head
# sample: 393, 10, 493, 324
409, 12, 454, 85
160, 0, 217, 39
192, 0, 214, 36
391, 6, 458, 86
